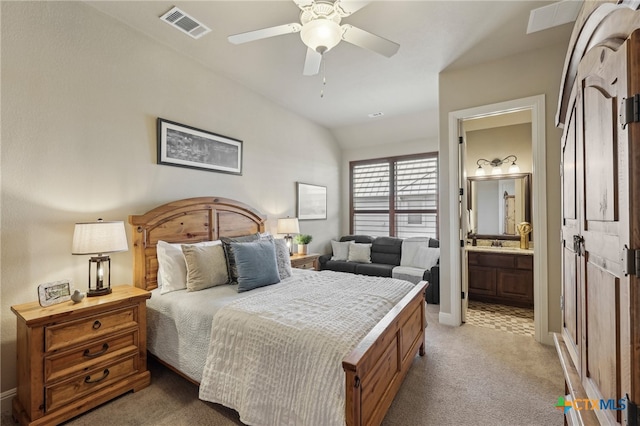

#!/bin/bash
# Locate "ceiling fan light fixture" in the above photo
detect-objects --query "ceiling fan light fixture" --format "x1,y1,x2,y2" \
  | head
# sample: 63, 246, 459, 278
301, 19, 342, 53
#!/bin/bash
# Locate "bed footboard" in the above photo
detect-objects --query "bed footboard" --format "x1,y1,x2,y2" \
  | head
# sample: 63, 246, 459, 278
343, 281, 427, 426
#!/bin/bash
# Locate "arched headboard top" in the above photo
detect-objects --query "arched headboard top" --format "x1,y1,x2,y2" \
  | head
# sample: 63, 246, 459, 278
128, 197, 267, 291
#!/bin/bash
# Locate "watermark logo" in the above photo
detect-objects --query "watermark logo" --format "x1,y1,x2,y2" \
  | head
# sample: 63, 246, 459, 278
555, 396, 626, 413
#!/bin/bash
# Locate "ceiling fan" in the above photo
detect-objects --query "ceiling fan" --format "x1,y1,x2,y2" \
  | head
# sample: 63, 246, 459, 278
228, 0, 400, 76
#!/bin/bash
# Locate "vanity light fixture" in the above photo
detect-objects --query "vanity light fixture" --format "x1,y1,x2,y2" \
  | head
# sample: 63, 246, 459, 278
475, 155, 520, 176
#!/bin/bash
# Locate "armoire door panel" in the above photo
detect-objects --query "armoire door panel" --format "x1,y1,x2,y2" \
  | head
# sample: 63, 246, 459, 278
585, 260, 620, 424
562, 108, 577, 220
583, 84, 618, 223
562, 248, 578, 349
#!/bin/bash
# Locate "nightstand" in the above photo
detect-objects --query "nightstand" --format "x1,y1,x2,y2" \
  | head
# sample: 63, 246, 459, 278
11, 285, 151, 426
290, 253, 320, 270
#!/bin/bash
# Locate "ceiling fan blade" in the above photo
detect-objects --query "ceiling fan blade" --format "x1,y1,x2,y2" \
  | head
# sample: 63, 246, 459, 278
303, 47, 322, 76
228, 23, 301, 45
341, 24, 400, 57
335, 1, 371, 16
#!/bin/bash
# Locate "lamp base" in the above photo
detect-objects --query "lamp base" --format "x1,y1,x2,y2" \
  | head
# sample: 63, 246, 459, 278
87, 287, 112, 297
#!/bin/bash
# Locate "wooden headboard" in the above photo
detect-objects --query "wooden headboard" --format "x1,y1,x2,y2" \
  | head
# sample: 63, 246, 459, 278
128, 197, 266, 291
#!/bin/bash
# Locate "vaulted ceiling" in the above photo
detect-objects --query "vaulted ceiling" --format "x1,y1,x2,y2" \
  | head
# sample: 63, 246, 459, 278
85, 1, 576, 148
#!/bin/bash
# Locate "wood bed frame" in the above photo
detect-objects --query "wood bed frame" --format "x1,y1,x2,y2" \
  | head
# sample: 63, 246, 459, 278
129, 197, 427, 426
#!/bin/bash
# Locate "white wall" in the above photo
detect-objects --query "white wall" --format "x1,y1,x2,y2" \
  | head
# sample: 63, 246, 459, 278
0, 1, 341, 396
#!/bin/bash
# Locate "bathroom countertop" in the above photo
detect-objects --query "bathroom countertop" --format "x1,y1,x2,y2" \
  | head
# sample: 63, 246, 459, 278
465, 245, 534, 255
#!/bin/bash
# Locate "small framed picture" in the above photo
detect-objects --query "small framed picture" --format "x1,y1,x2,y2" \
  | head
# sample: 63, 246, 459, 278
297, 182, 327, 220
38, 280, 72, 307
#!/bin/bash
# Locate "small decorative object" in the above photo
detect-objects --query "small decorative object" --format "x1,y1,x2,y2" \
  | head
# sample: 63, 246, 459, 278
517, 221, 533, 249
72, 219, 128, 297
294, 234, 313, 255
277, 217, 300, 256
37, 280, 72, 307
297, 182, 327, 220
71, 289, 85, 303
157, 118, 243, 175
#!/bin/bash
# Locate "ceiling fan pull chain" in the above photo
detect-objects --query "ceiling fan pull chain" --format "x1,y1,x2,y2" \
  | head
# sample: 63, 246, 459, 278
320, 55, 326, 98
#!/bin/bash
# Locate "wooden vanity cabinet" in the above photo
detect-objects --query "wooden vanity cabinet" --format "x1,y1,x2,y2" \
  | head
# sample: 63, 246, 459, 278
467, 251, 533, 308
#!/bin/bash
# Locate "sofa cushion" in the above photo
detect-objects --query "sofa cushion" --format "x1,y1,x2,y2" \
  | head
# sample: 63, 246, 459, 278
355, 263, 395, 277
331, 240, 352, 261
340, 235, 376, 244
370, 236, 402, 265
323, 259, 359, 274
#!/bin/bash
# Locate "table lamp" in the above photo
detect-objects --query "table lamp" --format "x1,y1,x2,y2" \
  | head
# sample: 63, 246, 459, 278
277, 217, 300, 256
72, 219, 128, 296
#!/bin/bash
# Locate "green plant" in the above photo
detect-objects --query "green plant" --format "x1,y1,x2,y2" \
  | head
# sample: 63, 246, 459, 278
294, 234, 312, 245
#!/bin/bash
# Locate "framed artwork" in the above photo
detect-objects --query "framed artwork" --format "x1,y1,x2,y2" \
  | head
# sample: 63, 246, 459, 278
38, 280, 72, 307
297, 182, 327, 220
157, 118, 243, 175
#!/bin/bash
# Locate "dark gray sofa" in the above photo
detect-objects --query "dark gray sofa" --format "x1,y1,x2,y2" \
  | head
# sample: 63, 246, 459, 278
318, 235, 440, 304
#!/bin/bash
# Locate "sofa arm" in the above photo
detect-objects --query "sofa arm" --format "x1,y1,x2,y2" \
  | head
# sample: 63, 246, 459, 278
423, 265, 440, 304
318, 254, 332, 270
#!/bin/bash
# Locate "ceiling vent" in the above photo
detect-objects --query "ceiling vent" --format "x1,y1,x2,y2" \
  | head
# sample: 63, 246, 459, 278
527, 0, 581, 34
160, 6, 211, 39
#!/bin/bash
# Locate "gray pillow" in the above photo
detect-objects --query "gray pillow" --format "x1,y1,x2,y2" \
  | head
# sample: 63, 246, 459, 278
232, 240, 281, 292
273, 239, 292, 280
221, 233, 260, 284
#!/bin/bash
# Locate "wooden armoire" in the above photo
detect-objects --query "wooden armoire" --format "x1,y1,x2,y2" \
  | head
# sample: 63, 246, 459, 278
555, 1, 640, 425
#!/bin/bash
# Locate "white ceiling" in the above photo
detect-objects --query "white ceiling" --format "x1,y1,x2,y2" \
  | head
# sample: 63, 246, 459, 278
84, 1, 577, 149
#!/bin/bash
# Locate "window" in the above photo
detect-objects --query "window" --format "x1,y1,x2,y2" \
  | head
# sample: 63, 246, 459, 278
350, 153, 438, 238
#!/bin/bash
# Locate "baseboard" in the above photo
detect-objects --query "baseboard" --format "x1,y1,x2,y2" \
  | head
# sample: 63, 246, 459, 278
1, 388, 15, 415
439, 311, 460, 326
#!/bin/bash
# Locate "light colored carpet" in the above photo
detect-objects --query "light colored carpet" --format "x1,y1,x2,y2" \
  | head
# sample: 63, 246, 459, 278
2, 304, 564, 426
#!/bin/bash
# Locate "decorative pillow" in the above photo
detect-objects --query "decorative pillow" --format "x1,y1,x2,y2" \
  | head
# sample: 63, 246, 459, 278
400, 237, 430, 267
273, 238, 293, 280
181, 244, 229, 291
232, 240, 281, 292
221, 233, 260, 284
156, 240, 219, 294
348, 243, 372, 263
330, 240, 352, 261
412, 246, 440, 269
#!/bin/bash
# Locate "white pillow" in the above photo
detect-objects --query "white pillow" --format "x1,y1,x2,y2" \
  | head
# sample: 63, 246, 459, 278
348, 243, 372, 263
412, 246, 440, 269
156, 240, 220, 294
331, 240, 353, 261
400, 237, 430, 267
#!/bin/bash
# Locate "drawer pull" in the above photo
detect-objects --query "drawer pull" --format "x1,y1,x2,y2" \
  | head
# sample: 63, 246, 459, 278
83, 343, 109, 358
85, 369, 109, 384
92, 320, 102, 330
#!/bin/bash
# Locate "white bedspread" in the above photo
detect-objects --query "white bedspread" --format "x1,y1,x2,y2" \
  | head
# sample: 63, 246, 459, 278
198, 270, 415, 426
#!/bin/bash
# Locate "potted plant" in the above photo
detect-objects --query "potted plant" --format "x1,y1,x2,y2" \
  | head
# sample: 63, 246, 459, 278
294, 234, 313, 255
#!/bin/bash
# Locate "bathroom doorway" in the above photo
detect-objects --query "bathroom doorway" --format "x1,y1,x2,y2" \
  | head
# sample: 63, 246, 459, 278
447, 95, 550, 344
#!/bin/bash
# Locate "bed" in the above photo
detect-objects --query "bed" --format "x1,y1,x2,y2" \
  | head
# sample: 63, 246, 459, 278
129, 197, 427, 425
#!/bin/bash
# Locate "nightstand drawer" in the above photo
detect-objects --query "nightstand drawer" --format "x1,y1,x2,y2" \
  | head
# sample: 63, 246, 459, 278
45, 306, 138, 352
46, 354, 138, 412
45, 331, 138, 383
295, 260, 315, 269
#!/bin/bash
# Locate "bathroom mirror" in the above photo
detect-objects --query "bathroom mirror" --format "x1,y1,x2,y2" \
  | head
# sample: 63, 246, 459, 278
467, 173, 531, 240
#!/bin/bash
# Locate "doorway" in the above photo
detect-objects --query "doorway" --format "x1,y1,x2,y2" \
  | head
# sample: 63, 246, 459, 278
446, 95, 550, 344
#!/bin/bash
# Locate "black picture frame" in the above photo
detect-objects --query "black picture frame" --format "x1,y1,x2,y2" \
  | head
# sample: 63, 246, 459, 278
297, 182, 327, 220
157, 118, 242, 175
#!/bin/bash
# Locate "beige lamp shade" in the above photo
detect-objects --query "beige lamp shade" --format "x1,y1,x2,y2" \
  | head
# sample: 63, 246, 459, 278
277, 217, 300, 235
72, 220, 128, 255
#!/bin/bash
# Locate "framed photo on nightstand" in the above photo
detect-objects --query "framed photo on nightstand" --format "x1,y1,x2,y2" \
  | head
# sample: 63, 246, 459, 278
37, 280, 72, 307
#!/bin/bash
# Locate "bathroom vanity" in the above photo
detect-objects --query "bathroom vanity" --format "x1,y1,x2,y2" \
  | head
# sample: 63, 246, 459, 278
466, 247, 533, 308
